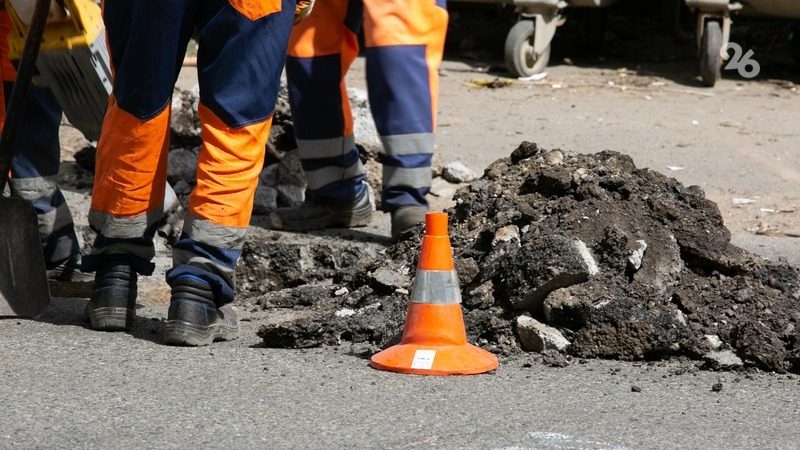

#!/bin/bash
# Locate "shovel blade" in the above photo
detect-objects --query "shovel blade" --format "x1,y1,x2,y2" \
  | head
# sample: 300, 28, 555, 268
0, 197, 51, 317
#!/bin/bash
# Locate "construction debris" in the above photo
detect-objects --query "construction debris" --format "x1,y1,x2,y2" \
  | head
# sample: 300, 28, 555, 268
248, 142, 800, 374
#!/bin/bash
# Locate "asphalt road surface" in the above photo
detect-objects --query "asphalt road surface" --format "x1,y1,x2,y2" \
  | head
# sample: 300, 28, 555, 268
2, 298, 798, 449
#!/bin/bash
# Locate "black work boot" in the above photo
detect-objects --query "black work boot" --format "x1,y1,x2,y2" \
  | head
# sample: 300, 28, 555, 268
85, 261, 137, 331
164, 277, 239, 346
391, 206, 428, 240
270, 187, 375, 231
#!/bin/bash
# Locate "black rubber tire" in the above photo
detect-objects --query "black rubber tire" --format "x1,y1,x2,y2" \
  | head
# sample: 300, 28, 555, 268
700, 20, 723, 87
504, 20, 551, 78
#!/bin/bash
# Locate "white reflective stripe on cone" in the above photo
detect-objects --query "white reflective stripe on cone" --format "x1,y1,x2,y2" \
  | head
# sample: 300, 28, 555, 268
410, 269, 462, 304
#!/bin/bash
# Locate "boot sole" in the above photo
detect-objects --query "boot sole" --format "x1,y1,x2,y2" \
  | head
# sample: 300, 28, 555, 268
164, 320, 239, 347
87, 306, 133, 331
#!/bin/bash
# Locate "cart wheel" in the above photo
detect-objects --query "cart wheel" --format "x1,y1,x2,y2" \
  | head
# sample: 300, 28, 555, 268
505, 20, 551, 78
700, 20, 723, 87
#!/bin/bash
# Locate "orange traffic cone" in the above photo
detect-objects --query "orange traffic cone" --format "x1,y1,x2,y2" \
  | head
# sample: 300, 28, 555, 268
370, 212, 499, 375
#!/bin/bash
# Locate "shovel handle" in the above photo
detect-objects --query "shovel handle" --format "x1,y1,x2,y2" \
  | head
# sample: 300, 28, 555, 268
0, 0, 52, 193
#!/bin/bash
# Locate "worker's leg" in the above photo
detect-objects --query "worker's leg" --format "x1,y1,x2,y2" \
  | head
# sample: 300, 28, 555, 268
287, 0, 365, 203
163, 0, 293, 345
84, 0, 195, 272
1, 11, 87, 284
363, 0, 448, 235
276, 0, 373, 229
83, 0, 196, 330
5, 84, 81, 268
274, 0, 374, 231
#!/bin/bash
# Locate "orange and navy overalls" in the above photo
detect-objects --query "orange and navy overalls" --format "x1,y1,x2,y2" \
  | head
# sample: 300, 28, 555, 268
83, 0, 294, 305
0, 7, 81, 268
286, 0, 448, 209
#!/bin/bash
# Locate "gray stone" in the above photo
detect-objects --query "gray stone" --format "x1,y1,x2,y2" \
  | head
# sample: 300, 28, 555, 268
369, 266, 411, 292
429, 176, 458, 201
574, 239, 600, 276
545, 150, 564, 165
347, 87, 381, 148
442, 161, 476, 183
170, 86, 200, 139
167, 147, 198, 185
704, 334, 723, 350
630, 233, 683, 299
253, 185, 279, 214
334, 308, 356, 318
276, 150, 307, 187
464, 281, 494, 309
543, 285, 593, 327
704, 350, 744, 370
260, 163, 279, 186
334, 287, 349, 297
492, 225, 520, 248
172, 180, 192, 196
674, 309, 687, 327
516, 316, 571, 352
275, 184, 305, 207
627, 240, 648, 271
257, 150, 308, 208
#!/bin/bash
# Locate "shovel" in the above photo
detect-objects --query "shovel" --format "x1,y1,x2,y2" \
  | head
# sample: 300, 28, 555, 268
0, 0, 53, 317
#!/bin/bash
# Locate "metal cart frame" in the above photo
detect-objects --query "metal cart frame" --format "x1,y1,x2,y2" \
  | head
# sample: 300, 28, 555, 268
685, 0, 800, 86
455, 0, 620, 77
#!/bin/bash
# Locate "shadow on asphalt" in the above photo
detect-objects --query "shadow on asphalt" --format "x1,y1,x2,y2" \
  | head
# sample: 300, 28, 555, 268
250, 215, 393, 246
35, 296, 164, 345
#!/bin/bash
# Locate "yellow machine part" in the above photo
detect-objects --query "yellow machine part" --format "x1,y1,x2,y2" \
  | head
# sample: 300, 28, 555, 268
6, 0, 104, 59
5, 0, 111, 142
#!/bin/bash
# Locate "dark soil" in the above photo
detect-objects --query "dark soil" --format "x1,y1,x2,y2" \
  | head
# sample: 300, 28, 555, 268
248, 142, 800, 373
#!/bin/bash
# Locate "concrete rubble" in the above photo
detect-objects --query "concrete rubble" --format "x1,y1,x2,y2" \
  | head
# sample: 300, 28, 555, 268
516, 316, 571, 352
244, 141, 800, 374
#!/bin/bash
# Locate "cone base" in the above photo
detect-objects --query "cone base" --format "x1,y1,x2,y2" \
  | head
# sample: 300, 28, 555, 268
370, 343, 499, 376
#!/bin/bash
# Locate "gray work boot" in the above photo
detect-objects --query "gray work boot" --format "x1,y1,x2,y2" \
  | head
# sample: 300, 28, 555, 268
391, 206, 428, 240
85, 259, 137, 331
48, 253, 95, 298
164, 277, 239, 346
271, 187, 374, 231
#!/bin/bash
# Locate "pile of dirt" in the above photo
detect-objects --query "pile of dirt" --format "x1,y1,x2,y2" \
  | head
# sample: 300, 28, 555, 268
250, 142, 800, 373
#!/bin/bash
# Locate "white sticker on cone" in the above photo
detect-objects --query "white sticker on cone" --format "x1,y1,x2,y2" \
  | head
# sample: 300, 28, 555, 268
410, 349, 436, 370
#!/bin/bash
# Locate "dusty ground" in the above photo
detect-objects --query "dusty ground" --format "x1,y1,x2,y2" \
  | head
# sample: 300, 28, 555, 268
53, 6, 800, 363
